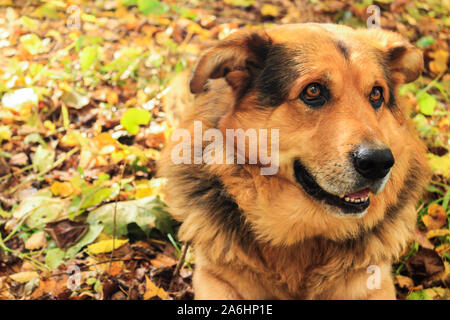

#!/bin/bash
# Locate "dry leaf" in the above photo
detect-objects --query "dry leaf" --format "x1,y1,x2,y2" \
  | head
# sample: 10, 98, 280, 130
429, 49, 449, 74
150, 253, 177, 267
422, 204, 447, 230
143, 275, 169, 300
261, 4, 279, 17
406, 247, 445, 279
427, 229, 450, 239
50, 181, 74, 197
45, 219, 89, 249
395, 275, 414, 290
87, 239, 129, 255
9, 271, 39, 283
25, 231, 46, 250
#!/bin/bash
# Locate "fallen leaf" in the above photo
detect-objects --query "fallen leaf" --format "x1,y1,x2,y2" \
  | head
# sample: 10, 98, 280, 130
32, 145, 55, 173
144, 275, 169, 300
429, 49, 449, 74
395, 275, 414, 290
120, 108, 152, 135
414, 230, 434, 249
407, 287, 450, 300
50, 181, 74, 197
25, 231, 46, 250
405, 247, 445, 280
261, 4, 279, 17
9, 271, 39, 283
422, 204, 447, 230
427, 229, 450, 238
45, 219, 89, 249
0, 126, 12, 142
150, 253, 177, 267
436, 244, 450, 256
87, 239, 129, 255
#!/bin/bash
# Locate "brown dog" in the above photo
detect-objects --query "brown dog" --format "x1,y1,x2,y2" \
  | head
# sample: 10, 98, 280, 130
159, 23, 430, 299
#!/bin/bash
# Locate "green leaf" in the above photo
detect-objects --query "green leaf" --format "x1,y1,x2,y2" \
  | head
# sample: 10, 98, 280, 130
45, 248, 65, 270
65, 223, 103, 258
121, 0, 137, 6
418, 93, 437, 116
45, 223, 104, 269
79, 45, 99, 73
12, 194, 65, 229
20, 33, 42, 55
120, 108, 152, 135
407, 290, 430, 300
32, 145, 55, 173
137, 0, 169, 15
86, 196, 174, 237
33, 3, 59, 19
416, 36, 435, 48
82, 187, 113, 209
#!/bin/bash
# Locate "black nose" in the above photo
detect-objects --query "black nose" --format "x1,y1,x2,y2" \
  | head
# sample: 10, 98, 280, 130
353, 147, 394, 180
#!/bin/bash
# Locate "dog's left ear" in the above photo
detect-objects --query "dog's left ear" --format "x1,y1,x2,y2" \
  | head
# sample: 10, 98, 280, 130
367, 29, 423, 84
189, 30, 272, 94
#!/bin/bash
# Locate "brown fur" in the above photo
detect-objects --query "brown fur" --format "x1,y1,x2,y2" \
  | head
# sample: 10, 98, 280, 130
158, 24, 430, 300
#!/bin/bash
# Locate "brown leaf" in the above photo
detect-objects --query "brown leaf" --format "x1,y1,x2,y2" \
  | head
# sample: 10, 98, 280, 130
395, 275, 414, 290
150, 253, 177, 267
9, 152, 28, 166
24, 231, 46, 250
44, 219, 89, 249
414, 230, 434, 249
405, 247, 445, 280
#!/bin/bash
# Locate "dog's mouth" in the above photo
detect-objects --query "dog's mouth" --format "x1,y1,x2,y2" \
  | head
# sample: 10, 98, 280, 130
293, 160, 370, 214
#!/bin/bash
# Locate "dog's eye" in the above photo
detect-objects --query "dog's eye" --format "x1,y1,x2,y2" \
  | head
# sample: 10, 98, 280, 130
369, 86, 384, 109
300, 83, 328, 108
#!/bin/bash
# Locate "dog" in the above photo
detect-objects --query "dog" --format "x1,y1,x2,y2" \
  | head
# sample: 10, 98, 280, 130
158, 23, 430, 299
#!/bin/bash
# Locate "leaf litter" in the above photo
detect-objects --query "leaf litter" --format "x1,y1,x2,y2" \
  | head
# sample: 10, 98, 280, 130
0, 0, 448, 300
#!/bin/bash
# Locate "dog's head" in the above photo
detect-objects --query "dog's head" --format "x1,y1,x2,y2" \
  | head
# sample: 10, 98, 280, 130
189, 24, 424, 219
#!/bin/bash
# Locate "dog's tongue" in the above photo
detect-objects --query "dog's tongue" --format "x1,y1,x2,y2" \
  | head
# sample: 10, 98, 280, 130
345, 188, 370, 198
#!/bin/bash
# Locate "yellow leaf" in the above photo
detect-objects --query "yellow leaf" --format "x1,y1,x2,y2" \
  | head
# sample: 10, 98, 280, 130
20, 33, 42, 55
429, 49, 449, 74
106, 91, 118, 105
427, 229, 450, 239
9, 271, 39, 283
50, 181, 73, 197
87, 239, 128, 255
422, 204, 447, 230
427, 153, 450, 178
60, 133, 80, 148
144, 276, 169, 300
261, 4, 279, 17
0, 125, 12, 142
43, 120, 56, 132
111, 150, 125, 163
136, 187, 153, 199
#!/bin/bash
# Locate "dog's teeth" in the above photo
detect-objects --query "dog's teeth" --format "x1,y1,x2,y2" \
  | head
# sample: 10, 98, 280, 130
345, 197, 350, 202
355, 199, 361, 203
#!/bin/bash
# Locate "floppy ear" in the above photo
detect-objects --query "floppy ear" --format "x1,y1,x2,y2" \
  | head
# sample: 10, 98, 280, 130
189, 31, 272, 94
367, 29, 423, 84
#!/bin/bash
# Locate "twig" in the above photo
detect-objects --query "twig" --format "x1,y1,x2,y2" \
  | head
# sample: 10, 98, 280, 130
109, 163, 126, 273
6, 147, 79, 194
0, 164, 34, 182
173, 242, 189, 278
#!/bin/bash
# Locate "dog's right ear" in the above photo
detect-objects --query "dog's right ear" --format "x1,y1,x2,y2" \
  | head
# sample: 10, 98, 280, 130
189, 31, 272, 94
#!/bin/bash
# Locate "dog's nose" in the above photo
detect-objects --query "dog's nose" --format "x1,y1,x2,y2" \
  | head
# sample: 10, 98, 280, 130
353, 146, 394, 180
